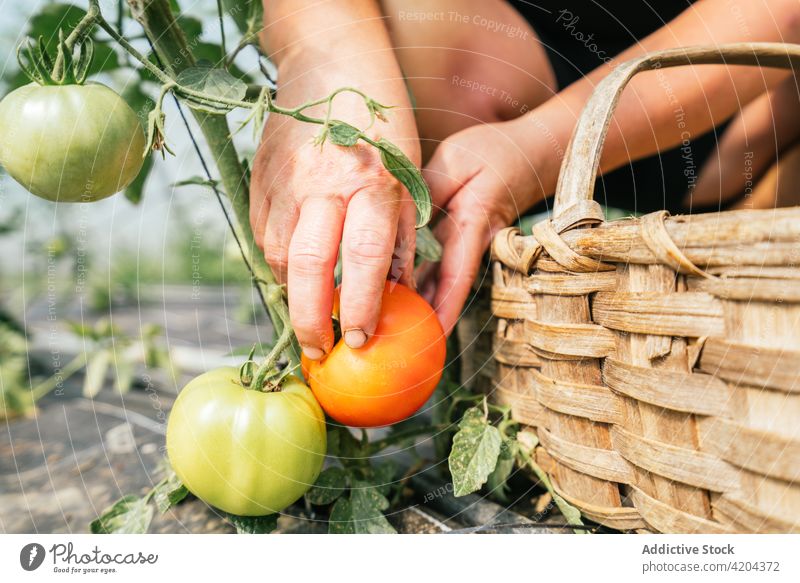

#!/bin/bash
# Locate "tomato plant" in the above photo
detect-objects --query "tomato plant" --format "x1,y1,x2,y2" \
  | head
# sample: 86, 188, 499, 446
302, 282, 446, 427
167, 367, 327, 516
0, 35, 145, 203
5, 0, 450, 534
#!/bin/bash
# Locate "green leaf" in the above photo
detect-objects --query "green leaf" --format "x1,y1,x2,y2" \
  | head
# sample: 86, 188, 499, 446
88, 42, 121, 75
349, 481, 396, 534
415, 226, 442, 263
5, 6, 116, 89
90, 496, 154, 534
27, 4, 87, 51
375, 139, 431, 228
83, 349, 112, 398
153, 469, 189, 514
367, 461, 397, 497
371, 416, 428, 453
327, 121, 361, 147
486, 438, 517, 503
552, 491, 583, 528
325, 428, 341, 457
221, 0, 263, 36
330, 426, 363, 459
124, 153, 152, 205
448, 406, 502, 497
95, 319, 118, 339
0, 311, 27, 344
0, 316, 33, 420
0, 386, 36, 421
65, 320, 94, 340
176, 63, 247, 113
114, 357, 135, 394
177, 16, 203, 44
227, 513, 278, 534
119, 86, 153, 177
305, 466, 348, 506
22, 5, 119, 76
328, 497, 354, 534
192, 44, 250, 79
172, 176, 220, 189
517, 432, 585, 531
122, 84, 156, 130
0, 209, 21, 237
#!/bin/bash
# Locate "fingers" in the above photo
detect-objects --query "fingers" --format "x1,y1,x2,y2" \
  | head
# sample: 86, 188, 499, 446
415, 260, 439, 305
287, 197, 347, 358
263, 195, 299, 283
391, 191, 417, 288
249, 154, 270, 251
432, 211, 491, 336
339, 189, 400, 347
250, 150, 299, 284
424, 138, 494, 334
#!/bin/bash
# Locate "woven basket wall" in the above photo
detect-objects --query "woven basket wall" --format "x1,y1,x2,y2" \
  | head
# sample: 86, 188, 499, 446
490, 43, 800, 533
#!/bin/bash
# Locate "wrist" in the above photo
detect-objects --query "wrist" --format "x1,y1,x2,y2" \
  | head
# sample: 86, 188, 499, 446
275, 66, 420, 165
509, 108, 575, 203
494, 118, 557, 212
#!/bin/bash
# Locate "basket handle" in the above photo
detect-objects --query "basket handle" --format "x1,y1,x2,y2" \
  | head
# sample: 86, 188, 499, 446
552, 42, 800, 218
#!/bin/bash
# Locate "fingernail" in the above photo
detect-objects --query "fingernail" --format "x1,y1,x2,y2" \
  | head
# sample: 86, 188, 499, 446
344, 329, 367, 349
302, 346, 325, 360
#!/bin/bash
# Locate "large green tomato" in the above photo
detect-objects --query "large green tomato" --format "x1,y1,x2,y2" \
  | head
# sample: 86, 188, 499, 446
166, 367, 327, 516
0, 83, 145, 202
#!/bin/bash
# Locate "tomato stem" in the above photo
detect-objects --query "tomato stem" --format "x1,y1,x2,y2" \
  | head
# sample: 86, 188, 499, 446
364, 423, 449, 455
143, 476, 169, 503
94, 16, 173, 85
52, 0, 101, 80
250, 291, 295, 391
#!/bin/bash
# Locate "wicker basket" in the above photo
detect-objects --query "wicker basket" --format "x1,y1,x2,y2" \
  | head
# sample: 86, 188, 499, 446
490, 43, 800, 533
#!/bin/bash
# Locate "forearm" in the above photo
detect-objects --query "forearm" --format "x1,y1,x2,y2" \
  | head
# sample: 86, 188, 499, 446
262, 0, 419, 159
517, 0, 800, 204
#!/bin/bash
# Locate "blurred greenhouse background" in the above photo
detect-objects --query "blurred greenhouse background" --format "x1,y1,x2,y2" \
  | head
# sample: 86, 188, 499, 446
0, 0, 277, 410
0, 0, 263, 285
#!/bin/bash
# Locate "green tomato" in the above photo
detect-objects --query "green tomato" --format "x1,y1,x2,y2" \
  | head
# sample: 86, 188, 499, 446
166, 367, 327, 516
0, 83, 145, 203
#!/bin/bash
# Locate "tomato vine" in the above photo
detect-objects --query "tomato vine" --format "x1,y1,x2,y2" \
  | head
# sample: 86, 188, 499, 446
14, 0, 434, 374
3, 0, 577, 534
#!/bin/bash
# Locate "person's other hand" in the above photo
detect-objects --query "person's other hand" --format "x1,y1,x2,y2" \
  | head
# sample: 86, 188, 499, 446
421, 120, 549, 334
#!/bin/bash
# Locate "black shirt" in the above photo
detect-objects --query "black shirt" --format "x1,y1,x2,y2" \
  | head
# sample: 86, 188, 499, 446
509, 1, 724, 215
511, 0, 695, 86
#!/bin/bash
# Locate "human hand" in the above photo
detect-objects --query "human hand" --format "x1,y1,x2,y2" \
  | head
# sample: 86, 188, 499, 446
421, 120, 548, 334
689, 75, 800, 209
250, 95, 420, 360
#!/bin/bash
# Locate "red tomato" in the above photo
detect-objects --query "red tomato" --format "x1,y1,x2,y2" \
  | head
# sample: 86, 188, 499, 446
302, 282, 446, 427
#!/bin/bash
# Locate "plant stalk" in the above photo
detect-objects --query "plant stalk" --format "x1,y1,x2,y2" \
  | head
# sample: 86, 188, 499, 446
366, 423, 448, 455
126, 0, 297, 366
